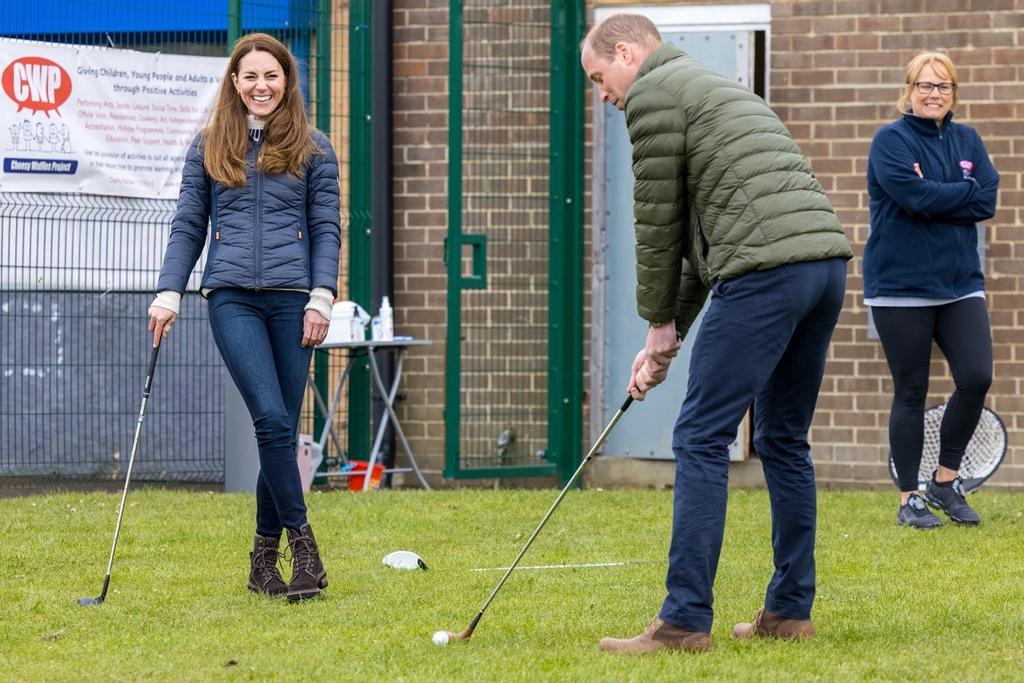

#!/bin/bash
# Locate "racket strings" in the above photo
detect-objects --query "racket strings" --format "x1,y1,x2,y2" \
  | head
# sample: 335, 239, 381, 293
919, 404, 1006, 484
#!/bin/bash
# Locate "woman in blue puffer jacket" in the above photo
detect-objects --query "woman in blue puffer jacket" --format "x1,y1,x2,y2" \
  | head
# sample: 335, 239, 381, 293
865, 51, 999, 530
148, 33, 340, 601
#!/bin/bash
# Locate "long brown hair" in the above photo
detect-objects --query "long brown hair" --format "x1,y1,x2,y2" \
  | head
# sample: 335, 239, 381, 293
203, 33, 321, 187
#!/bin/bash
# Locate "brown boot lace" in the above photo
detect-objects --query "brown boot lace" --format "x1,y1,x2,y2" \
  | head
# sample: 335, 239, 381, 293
253, 545, 286, 586
285, 533, 317, 575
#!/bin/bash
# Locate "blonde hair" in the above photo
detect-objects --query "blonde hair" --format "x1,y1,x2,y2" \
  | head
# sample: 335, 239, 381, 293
582, 13, 662, 59
897, 51, 959, 113
203, 33, 322, 188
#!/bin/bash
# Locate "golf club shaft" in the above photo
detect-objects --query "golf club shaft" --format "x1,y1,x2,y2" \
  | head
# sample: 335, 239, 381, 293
466, 395, 634, 635
101, 341, 162, 594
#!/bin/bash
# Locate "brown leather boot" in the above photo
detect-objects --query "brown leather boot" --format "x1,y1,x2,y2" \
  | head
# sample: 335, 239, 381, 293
732, 608, 815, 640
247, 534, 287, 597
285, 523, 328, 602
597, 618, 712, 655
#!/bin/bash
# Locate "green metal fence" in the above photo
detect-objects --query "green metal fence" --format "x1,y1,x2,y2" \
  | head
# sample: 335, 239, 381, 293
0, 0, 357, 489
444, 0, 584, 483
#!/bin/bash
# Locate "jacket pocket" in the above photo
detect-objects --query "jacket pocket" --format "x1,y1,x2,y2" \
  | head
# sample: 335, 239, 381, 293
296, 222, 311, 279
692, 212, 714, 283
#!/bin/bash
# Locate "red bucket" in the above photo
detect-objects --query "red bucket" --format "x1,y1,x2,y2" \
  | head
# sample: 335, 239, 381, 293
345, 460, 384, 492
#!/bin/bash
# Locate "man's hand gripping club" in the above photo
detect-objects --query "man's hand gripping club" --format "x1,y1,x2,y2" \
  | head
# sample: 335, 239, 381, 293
628, 321, 680, 400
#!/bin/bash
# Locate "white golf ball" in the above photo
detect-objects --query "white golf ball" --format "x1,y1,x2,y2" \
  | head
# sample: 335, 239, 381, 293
432, 630, 451, 646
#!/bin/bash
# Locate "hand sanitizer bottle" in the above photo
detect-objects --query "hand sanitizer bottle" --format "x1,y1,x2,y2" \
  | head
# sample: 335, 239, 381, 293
379, 296, 394, 341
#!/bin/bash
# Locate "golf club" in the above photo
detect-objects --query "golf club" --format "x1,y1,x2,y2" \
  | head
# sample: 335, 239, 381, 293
434, 395, 634, 644
78, 339, 163, 607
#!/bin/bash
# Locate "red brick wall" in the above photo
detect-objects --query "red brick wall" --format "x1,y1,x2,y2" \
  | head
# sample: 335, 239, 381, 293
392, 0, 556, 482
768, 0, 1023, 488
390, 0, 1024, 489
391, 0, 451, 475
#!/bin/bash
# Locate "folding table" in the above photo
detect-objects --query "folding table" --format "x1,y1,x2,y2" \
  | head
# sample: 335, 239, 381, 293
306, 339, 432, 491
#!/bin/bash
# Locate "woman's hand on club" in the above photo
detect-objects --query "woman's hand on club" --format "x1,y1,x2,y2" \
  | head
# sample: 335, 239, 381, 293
147, 306, 177, 348
302, 309, 330, 348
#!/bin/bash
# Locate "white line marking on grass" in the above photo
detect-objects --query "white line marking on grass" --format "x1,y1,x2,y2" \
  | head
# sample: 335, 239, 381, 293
470, 560, 659, 572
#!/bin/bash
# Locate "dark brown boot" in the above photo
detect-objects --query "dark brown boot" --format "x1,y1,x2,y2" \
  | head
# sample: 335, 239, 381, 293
285, 523, 328, 602
732, 608, 815, 640
597, 618, 712, 655
247, 534, 287, 597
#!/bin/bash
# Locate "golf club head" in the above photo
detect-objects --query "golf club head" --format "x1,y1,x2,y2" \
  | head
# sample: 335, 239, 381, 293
452, 612, 482, 643
77, 596, 103, 607
433, 626, 473, 646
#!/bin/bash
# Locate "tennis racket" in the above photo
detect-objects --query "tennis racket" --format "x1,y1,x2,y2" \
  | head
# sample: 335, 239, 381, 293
888, 403, 1007, 493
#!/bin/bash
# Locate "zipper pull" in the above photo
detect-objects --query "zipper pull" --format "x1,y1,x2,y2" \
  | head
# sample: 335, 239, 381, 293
298, 229, 303, 240
215, 230, 220, 240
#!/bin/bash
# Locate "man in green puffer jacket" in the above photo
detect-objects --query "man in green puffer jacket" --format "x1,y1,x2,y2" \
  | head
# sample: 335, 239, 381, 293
581, 14, 852, 655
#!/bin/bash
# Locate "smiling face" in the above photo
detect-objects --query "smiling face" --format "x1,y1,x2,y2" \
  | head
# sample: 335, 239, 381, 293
909, 62, 954, 124
581, 42, 645, 111
231, 49, 286, 119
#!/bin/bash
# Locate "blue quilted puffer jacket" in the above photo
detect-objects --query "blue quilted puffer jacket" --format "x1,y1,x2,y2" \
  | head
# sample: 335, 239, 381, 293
156, 129, 341, 295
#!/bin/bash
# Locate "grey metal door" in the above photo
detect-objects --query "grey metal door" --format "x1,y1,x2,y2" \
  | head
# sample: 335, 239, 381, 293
594, 30, 753, 460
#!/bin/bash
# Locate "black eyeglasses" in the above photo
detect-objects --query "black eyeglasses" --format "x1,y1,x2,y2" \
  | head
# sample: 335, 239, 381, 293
913, 81, 956, 95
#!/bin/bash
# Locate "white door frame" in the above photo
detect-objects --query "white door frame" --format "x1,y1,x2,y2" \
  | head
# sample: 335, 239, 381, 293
588, 4, 771, 457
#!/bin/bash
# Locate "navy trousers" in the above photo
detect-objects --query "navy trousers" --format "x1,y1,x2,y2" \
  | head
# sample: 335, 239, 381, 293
207, 289, 312, 537
658, 258, 846, 633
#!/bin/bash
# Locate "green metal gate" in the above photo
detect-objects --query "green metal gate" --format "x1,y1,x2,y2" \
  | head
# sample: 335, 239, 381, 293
444, 1, 584, 483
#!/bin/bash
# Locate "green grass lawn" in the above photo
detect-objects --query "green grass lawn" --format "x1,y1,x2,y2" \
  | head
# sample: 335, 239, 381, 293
1, 486, 1022, 681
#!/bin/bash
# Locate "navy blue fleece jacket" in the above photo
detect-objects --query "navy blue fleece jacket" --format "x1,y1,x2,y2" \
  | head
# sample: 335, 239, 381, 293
864, 111, 999, 299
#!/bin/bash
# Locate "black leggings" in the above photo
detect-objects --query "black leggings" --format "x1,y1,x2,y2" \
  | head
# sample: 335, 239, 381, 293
872, 297, 992, 492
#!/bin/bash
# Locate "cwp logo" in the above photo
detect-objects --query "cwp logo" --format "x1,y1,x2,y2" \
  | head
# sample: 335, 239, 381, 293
2, 57, 72, 116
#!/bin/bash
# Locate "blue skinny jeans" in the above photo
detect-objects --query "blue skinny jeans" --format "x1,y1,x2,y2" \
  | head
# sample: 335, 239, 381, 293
207, 288, 312, 537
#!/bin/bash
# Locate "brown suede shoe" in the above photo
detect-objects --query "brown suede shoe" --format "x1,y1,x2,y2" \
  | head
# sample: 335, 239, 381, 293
732, 608, 815, 640
597, 618, 712, 655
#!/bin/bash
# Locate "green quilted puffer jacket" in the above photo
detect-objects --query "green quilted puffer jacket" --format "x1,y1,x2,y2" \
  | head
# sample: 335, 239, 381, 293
625, 45, 852, 338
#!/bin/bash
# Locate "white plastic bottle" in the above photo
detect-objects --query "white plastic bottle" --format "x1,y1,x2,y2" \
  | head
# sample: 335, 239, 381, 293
324, 300, 353, 344
379, 296, 394, 341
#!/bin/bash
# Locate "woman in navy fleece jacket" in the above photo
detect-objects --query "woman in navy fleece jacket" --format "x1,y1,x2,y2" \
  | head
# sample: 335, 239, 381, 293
865, 51, 999, 529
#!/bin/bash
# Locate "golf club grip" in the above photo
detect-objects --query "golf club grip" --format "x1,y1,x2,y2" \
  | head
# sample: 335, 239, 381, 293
144, 341, 161, 395
619, 395, 634, 413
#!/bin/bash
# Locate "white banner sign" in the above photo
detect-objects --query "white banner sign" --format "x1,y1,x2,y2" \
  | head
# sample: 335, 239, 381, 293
0, 40, 227, 199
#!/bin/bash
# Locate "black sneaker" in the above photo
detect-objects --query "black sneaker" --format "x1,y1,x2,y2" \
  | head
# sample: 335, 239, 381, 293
897, 493, 942, 529
924, 477, 981, 525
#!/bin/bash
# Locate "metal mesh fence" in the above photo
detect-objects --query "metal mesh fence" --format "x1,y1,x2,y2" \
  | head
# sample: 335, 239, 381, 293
0, 195, 223, 485
1, 0, 348, 490
305, 2, 354, 467
457, 1, 551, 469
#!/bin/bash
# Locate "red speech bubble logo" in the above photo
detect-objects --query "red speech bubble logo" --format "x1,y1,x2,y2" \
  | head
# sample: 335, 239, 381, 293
2, 57, 73, 117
